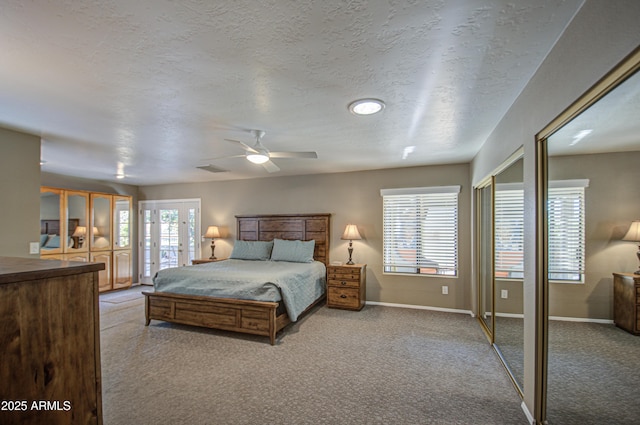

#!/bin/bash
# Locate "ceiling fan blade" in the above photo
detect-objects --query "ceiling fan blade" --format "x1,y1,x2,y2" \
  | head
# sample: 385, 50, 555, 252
268, 151, 318, 159
224, 139, 259, 154
261, 160, 281, 173
200, 154, 245, 161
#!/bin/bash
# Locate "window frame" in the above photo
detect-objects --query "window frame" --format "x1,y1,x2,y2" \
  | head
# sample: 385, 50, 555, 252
492, 179, 588, 283
381, 185, 460, 277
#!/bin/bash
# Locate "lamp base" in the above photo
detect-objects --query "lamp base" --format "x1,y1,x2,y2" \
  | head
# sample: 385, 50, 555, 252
210, 240, 216, 260
346, 244, 354, 265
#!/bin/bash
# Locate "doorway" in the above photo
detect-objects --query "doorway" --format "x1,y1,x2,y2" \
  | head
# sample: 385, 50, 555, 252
138, 199, 201, 285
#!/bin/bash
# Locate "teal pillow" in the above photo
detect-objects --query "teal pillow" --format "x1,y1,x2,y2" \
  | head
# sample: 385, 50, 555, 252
40, 234, 49, 247
229, 240, 273, 260
44, 235, 61, 248
270, 239, 315, 263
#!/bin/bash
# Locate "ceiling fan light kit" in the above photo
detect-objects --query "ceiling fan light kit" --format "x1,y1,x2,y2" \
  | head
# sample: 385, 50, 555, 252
208, 129, 318, 173
348, 98, 385, 115
246, 153, 269, 164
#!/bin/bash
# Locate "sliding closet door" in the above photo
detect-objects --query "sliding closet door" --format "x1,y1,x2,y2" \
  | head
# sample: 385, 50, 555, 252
138, 199, 201, 284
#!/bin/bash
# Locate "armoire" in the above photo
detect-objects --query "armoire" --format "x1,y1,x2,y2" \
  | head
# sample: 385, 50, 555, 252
40, 187, 133, 292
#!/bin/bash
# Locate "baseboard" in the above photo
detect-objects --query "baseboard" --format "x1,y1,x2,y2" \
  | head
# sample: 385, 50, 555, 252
549, 315, 613, 324
521, 400, 535, 425
365, 301, 473, 316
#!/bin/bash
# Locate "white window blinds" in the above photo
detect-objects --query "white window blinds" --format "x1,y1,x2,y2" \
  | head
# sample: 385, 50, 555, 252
381, 186, 460, 276
495, 184, 524, 279
548, 180, 588, 282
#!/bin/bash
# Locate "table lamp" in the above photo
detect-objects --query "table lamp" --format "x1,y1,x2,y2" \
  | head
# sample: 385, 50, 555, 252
341, 224, 362, 265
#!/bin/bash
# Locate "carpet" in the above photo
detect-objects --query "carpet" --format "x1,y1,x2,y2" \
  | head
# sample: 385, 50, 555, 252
99, 291, 527, 425
100, 292, 144, 304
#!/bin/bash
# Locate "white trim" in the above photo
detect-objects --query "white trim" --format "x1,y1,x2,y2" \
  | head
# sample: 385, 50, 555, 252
521, 401, 535, 425
365, 301, 473, 316
380, 185, 461, 197
549, 315, 613, 324
495, 182, 523, 191
496, 312, 524, 319
548, 178, 589, 188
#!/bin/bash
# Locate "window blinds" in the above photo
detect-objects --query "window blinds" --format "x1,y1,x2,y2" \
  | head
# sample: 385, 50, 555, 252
548, 182, 587, 281
381, 186, 460, 276
495, 186, 524, 278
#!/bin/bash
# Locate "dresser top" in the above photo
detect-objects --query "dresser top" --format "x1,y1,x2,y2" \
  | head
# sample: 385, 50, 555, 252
0, 256, 104, 285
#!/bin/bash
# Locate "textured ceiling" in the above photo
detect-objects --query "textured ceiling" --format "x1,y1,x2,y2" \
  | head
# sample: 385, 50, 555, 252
0, 0, 584, 185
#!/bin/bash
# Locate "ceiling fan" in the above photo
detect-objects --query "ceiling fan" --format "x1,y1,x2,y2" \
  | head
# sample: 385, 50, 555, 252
205, 130, 318, 173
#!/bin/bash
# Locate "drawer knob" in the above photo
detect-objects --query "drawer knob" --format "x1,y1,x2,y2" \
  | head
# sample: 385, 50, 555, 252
341, 281, 347, 285
340, 294, 347, 298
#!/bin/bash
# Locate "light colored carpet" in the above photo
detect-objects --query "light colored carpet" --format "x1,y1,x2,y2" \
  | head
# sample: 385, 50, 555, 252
99, 288, 526, 425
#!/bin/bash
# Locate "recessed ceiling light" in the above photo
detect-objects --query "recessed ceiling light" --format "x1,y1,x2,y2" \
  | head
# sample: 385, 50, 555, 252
348, 98, 385, 115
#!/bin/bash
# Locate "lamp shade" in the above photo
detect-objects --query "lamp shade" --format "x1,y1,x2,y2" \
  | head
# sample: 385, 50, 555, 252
623, 221, 640, 242
205, 226, 221, 239
341, 224, 362, 241
72, 226, 87, 237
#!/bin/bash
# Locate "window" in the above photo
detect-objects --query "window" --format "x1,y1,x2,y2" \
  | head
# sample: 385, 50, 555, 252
495, 184, 524, 279
493, 180, 588, 282
548, 180, 588, 282
381, 186, 460, 276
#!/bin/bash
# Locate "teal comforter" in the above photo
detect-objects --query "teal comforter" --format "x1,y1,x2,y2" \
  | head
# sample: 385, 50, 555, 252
152, 259, 326, 321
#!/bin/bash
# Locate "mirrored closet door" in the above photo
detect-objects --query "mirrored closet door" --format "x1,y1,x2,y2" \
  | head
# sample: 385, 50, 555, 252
537, 48, 640, 424
476, 151, 524, 396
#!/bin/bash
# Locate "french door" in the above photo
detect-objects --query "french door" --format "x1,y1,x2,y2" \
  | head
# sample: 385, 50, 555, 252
138, 199, 201, 284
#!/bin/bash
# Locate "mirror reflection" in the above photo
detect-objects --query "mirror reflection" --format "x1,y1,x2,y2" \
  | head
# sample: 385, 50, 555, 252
67, 193, 88, 251
493, 157, 524, 392
39, 188, 62, 254
478, 184, 494, 336
92, 195, 112, 249
545, 65, 640, 424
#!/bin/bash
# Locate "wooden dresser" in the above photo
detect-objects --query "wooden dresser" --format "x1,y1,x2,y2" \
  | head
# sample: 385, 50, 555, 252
327, 263, 366, 310
613, 272, 640, 335
0, 257, 104, 425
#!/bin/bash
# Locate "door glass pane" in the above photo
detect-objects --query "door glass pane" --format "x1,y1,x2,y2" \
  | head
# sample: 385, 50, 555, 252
188, 208, 196, 264
142, 209, 152, 279
159, 208, 179, 270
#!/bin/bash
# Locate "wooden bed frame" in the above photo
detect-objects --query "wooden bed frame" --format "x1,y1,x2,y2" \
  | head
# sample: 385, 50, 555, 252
143, 213, 330, 345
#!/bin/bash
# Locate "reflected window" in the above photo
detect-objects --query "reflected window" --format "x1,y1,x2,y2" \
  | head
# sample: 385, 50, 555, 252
495, 184, 524, 279
548, 180, 588, 282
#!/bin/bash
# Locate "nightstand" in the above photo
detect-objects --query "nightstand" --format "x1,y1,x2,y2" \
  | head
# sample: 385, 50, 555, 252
327, 263, 366, 310
613, 272, 640, 335
191, 258, 225, 265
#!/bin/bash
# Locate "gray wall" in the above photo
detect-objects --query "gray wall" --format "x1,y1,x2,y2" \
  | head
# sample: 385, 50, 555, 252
549, 151, 640, 320
139, 163, 472, 311
0, 127, 41, 257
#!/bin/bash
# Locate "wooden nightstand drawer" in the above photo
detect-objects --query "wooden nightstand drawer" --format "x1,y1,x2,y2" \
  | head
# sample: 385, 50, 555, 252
326, 264, 366, 310
328, 287, 361, 310
328, 271, 360, 280
328, 279, 360, 288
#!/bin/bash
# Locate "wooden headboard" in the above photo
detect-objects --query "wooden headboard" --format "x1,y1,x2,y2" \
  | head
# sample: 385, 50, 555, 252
236, 214, 331, 265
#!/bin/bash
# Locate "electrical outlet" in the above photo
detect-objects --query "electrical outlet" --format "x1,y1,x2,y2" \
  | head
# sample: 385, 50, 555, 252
501, 289, 508, 299
29, 242, 40, 254
442, 285, 448, 295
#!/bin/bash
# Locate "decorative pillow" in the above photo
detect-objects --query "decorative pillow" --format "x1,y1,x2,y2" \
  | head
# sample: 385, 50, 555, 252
229, 240, 274, 261
40, 234, 49, 247
270, 239, 315, 263
44, 235, 61, 249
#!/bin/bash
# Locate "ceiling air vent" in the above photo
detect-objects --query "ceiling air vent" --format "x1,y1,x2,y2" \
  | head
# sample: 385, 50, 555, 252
196, 165, 229, 173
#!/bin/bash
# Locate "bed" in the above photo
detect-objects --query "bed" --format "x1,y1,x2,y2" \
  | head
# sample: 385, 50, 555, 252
143, 213, 330, 344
